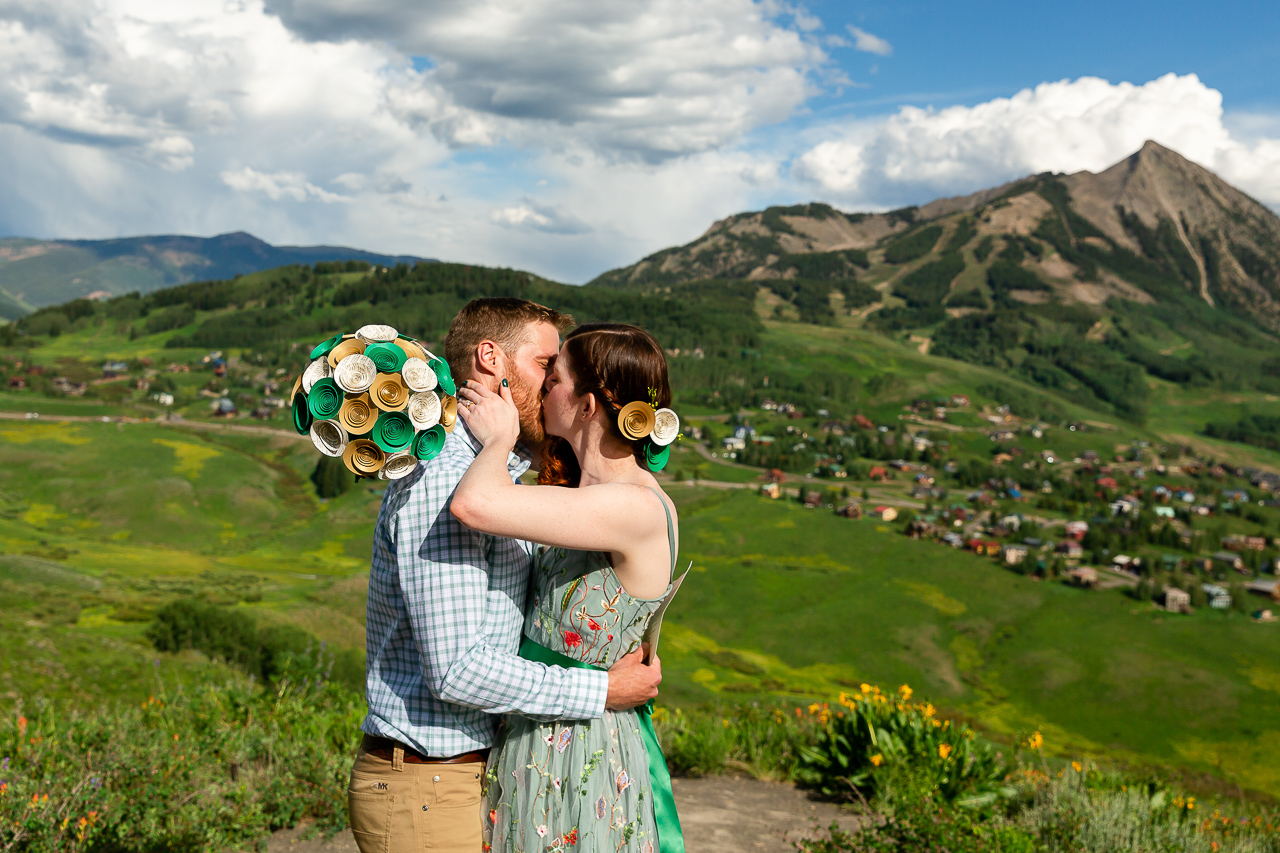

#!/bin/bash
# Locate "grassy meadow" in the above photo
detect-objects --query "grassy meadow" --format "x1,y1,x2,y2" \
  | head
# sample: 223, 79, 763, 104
2, 412, 1279, 803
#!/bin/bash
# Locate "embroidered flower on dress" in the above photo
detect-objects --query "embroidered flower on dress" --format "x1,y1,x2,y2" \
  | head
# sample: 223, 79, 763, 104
595, 795, 608, 820
556, 729, 574, 753
616, 769, 631, 793
489, 809, 497, 825
544, 731, 556, 747
552, 777, 562, 792
536, 825, 547, 838
563, 630, 583, 649
587, 617, 603, 632
563, 828, 579, 845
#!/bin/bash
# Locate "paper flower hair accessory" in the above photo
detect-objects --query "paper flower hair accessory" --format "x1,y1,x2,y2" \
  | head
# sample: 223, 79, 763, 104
617, 401, 656, 440
616, 395, 680, 472
291, 324, 459, 477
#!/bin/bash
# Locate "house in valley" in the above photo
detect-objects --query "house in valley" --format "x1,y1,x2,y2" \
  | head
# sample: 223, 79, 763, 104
1162, 587, 1191, 614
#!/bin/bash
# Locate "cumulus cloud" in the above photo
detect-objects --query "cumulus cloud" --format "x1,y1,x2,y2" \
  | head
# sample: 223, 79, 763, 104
794, 73, 1280, 209
846, 26, 891, 56
221, 168, 350, 203
491, 200, 591, 235
4, 0, 1280, 290
271, 0, 828, 159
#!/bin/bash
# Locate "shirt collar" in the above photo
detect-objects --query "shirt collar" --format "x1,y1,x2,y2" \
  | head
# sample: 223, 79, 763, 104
455, 418, 533, 481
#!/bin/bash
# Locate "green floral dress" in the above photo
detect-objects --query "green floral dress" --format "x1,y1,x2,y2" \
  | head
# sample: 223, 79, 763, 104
485, 490, 675, 853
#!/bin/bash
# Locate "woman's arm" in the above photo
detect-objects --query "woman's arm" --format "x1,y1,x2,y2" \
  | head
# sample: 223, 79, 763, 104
450, 381, 665, 554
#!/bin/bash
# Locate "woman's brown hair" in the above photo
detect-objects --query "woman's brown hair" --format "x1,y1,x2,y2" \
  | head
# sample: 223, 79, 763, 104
538, 323, 672, 487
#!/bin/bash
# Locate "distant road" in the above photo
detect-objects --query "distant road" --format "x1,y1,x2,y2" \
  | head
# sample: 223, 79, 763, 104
0, 410, 307, 440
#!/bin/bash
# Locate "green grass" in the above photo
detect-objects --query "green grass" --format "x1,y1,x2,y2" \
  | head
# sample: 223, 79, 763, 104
658, 487, 1280, 798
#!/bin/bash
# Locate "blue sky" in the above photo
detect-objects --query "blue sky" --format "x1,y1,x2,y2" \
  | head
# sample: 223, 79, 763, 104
1, 0, 1278, 283
813, 0, 1280, 112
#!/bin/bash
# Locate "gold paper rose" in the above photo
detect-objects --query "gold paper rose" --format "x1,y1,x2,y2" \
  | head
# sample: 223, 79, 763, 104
394, 338, 427, 363
650, 407, 680, 446
327, 337, 367, 368
370, 373, 410, 412
439, 395, 458, 433
617, 401, 656, 440
338, 393, 376, 434
342, 438, 385, 476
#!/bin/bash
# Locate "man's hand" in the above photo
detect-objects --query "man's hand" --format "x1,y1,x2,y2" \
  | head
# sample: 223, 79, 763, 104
605, 646, 661, 711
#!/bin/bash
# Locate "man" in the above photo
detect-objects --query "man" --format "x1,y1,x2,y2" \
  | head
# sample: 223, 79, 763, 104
348, 297, 662, 852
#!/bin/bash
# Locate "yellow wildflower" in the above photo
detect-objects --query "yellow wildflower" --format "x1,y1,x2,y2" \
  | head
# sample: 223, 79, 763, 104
898, 684, 913, 701
860, 683, 873, 694
1072, 761, 1082, 773
939, 744, 952, 760
808, 703, 821, 715
922, 703, 936, 718
1027, 731, 1043, 750
870, 754, 884, 766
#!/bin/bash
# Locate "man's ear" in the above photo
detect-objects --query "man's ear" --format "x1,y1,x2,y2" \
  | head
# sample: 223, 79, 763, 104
474, 340, 506, 380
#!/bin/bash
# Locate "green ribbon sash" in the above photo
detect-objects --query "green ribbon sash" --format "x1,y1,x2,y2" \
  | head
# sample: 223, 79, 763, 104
519, 637, 685, 853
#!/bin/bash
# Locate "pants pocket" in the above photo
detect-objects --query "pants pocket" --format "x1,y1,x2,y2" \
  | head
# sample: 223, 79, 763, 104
348, 789, 393, 853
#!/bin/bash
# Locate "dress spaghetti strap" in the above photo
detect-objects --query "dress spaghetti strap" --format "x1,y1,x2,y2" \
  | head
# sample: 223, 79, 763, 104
644, 486, 677, 580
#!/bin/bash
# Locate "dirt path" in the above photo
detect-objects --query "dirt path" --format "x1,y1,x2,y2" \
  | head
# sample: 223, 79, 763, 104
260, 776, 862, 853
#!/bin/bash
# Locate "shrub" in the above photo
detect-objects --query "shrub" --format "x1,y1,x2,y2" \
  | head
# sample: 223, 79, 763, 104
146, 600, 363, 690
311, 455, 351, 499
0, 656, 363, 852
796, 685, 1012, 805
655, 704, 815, 780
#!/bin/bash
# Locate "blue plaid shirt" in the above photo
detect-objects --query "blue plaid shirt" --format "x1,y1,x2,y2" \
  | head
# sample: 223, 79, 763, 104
361, 420, 608, 757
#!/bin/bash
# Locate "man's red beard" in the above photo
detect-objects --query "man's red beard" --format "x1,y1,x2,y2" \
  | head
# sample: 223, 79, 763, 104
508, 376, 546, 447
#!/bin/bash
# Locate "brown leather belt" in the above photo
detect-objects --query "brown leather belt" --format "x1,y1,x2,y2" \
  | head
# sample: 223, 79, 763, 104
361, 734, 489, 765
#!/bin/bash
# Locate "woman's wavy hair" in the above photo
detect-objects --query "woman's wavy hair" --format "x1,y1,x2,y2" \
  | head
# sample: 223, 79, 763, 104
538, 323, 672, 487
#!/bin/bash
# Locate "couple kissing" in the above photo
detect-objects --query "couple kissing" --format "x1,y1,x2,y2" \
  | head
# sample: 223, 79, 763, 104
347, 296, 686, 853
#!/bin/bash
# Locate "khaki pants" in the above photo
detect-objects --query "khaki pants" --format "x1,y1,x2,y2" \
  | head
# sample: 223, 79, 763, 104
347, 748, 485, 853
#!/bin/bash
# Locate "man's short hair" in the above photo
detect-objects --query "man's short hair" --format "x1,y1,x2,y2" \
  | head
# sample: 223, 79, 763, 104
443, 297, 573, 383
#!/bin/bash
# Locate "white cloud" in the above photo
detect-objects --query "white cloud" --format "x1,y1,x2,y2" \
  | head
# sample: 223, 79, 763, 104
272, 0, 828, 159
3, 1, 1280, 291
221, 167, 350, 204
490, 200, 590, 235
846, 25, 891, 56
795, 73, 1280, 209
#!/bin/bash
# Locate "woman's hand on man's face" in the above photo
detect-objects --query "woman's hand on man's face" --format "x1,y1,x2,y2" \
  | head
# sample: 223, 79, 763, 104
456, 379, 521, 450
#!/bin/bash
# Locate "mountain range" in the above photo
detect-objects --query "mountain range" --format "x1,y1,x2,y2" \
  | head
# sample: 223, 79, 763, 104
591, 141, 1280, 420
591, 141, 1280, 324
0, 232, 429, 321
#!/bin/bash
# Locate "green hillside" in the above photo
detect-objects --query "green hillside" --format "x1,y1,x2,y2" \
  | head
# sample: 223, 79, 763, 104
5, 253, 1280, 803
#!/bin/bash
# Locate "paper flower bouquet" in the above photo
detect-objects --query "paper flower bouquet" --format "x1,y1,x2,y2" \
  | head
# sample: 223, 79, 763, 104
290, 324, 458, 479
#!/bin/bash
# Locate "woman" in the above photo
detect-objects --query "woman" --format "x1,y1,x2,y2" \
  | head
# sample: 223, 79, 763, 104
452, 323, 682, 853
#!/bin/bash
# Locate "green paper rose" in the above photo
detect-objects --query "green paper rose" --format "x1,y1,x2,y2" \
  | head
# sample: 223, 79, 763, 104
371, 410, 414, 453
412, 424, 448, 461
307, 378, 343, 421
364, 342, 408, 373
